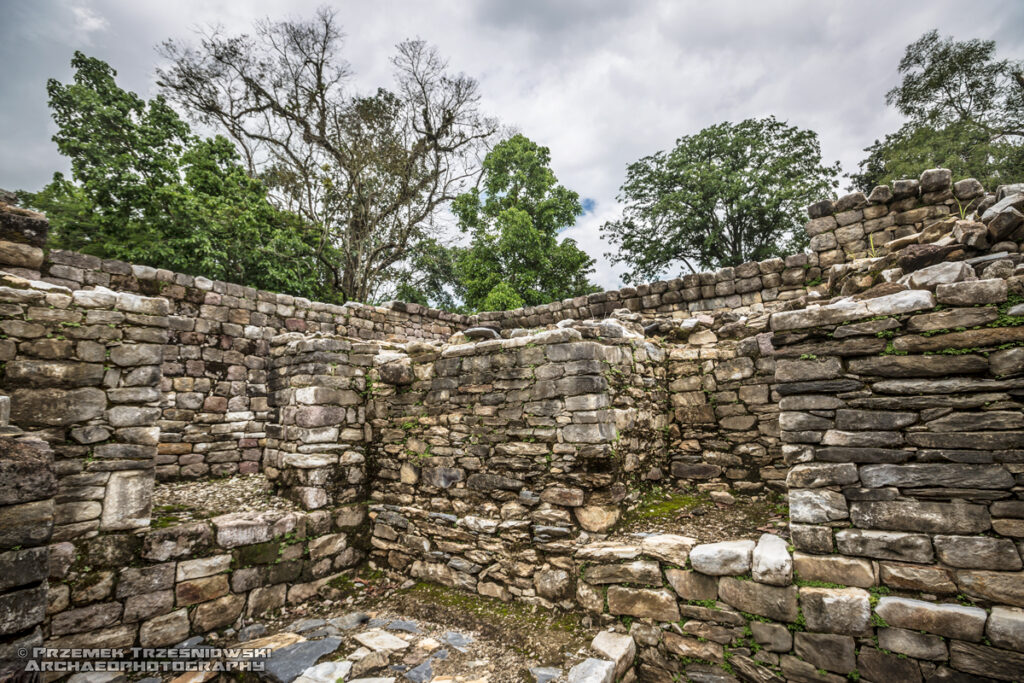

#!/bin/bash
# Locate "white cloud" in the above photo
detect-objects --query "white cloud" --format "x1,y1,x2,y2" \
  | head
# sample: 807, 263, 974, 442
71, 3, 110, 39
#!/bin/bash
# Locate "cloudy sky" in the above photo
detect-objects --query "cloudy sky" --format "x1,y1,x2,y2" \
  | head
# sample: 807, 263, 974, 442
2, 1, 1023, 290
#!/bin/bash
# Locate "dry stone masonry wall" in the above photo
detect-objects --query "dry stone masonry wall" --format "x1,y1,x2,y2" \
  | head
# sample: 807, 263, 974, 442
1, 171, 1024, 681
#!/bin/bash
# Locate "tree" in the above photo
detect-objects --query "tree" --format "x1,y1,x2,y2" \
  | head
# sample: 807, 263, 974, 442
19, 52, 327, 298
451, 134, 598, 312
157, 9, 498, 303
602, 116, 839, 282
851, 30, 1024, 192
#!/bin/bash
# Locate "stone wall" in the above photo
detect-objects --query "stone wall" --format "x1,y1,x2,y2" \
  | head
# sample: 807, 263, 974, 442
807, 170, 1023, 272
772, 280, 1024, 600
0, 435, 55, 679
43, 506, 364, 652
1, 173, 1023, 680
665, 315, 783, 493
0, 275, 167, 542
362, 323, 669, 601
0, 201, 470, 482
264, 334, 376, 510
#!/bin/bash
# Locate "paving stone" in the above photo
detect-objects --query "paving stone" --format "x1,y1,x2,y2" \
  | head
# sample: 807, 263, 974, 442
262, 637, 342, 683
355, 629, 411, 652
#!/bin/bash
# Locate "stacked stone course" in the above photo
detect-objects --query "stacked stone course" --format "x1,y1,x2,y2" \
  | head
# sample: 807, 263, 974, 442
0, 436, 55, 679
42, 506, 364, 652
363, 324, 669, 602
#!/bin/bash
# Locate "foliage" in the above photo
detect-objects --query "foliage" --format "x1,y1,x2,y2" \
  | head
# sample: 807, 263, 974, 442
451, 134, 598, 312
602, 116, 839, 282
157, 9, 497, 303
20, 52, 327, 298
850, 30, 1024, 192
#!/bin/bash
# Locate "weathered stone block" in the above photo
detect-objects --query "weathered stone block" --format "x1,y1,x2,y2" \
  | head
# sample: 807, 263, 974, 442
933, 535, 1022, 570
751, 534, 791, 586
606, 586, 680, 622
800, 587, 871, 635
850, 500, 990, 534
175, 575, 229, 607
793, 553, 874, 588
789, 489, 848, 524
585, 561, 661, 586
835, 529, 933, 563
794, 632, 855, 674
718, 577, 797, 622
956, 570, 1024, 607
665, 569, 717, 601
877, 627, 947, 661
689, 540, 754, 576
139, 608, 190, 647
875, 596, 986, 641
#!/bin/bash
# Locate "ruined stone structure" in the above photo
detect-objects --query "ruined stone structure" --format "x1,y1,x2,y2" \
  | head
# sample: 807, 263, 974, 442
1, 169, 1023, 681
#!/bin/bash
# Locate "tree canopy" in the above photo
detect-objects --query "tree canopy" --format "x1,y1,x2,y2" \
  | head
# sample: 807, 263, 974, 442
157, 8, 497, 303
450, 134, 598, 312
20, 52, 326, 298
602, 116, 839, 282
850, 30, 1024, 192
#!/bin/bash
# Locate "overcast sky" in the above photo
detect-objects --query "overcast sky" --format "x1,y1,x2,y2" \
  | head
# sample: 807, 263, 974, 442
2, 0, 1023, 290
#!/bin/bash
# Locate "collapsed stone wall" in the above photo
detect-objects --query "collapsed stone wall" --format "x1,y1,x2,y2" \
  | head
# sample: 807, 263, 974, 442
805, 170, 1021, 267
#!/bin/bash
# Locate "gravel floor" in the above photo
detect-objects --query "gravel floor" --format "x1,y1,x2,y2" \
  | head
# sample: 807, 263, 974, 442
151, 474, 299, 524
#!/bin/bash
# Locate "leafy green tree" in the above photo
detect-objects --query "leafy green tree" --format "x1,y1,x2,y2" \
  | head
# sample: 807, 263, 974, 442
602, 116, 839, 282
157, 9, 497, 303
451, 134, 598, 312
20, 52, 330, 298
850, 30, 1024, 192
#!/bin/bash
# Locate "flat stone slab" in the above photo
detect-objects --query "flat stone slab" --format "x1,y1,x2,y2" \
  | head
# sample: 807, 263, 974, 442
329, 612, 370, 630
263, 637, 342, 683
354, 629, 411, 652
386, 619, 421, 634
567, 658, 615, 683
288, 618, 327, 633
294, 660, 352, 683
403, 659, 432, 683
530, 666, 562, 683
441, 631, 473, 653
